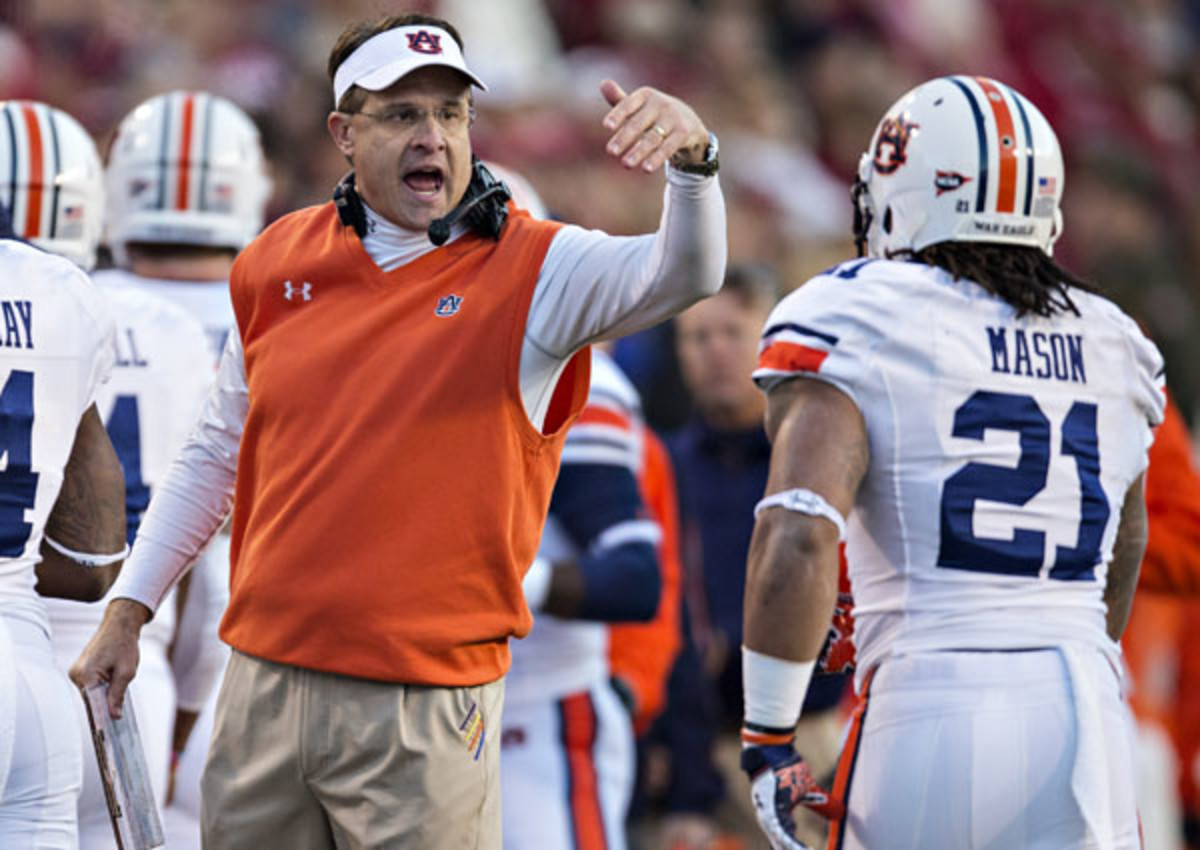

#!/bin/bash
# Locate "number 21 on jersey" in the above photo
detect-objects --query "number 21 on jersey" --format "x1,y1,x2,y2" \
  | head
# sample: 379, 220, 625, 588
938, 389, 1109, 581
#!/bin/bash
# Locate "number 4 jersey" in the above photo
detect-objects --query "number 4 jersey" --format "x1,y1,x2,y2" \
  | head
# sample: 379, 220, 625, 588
755, 258, 1165, 678
0, 240, 115, 633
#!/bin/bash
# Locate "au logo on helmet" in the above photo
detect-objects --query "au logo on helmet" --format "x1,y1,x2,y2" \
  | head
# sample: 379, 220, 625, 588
406, 31, 443, 55
872, 116, 920, 175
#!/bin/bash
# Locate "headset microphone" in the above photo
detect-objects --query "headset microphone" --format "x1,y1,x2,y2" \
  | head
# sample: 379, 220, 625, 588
333, 159, 512, 245
427, 184, 508, 246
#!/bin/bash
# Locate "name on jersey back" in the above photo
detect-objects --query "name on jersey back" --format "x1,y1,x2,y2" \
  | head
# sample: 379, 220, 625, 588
114, 327, 149, 368
986, 326, 1086, 383
1, 300, 33, 349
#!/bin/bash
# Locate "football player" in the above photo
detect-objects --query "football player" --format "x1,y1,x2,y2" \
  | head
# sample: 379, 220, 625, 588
0, 97, 216, 848
486, 165, 664, 850
503, 345, 662, 850
740, 76, 1163, 850
96, 90, 271, 849
103, 90, 271, 364
0, 100, 126, 848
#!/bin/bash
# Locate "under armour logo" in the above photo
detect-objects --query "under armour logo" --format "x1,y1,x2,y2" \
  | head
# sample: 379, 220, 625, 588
283, 280, 312, 302
435, 294, 463, 317
406, 31, 443, 55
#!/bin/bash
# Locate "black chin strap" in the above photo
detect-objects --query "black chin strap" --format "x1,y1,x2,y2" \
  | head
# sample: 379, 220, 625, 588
850, 177, 871, 259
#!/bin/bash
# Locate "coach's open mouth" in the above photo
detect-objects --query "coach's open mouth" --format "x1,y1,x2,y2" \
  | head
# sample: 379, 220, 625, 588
403, 168, 444, 198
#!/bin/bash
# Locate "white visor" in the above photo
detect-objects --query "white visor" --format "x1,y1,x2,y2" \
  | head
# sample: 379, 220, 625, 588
333, 25, 487, 106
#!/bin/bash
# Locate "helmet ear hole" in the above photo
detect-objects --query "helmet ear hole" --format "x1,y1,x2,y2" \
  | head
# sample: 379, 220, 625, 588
882, 206, 893, 234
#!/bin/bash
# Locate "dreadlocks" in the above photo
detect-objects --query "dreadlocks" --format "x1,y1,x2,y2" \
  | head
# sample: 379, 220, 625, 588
911, 242, 1100, 319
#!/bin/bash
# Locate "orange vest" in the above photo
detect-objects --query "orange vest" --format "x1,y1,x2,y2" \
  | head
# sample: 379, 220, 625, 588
223, 204, 590, 685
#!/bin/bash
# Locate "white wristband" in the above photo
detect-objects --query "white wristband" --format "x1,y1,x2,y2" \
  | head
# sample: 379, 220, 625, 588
522, 556, 554, 611
754, 488, 846, 541
743, 646, 815, 730
43, 534, 130, 568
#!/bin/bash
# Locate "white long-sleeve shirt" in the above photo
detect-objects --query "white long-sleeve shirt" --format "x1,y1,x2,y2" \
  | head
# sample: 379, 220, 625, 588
110, 166, 725, 613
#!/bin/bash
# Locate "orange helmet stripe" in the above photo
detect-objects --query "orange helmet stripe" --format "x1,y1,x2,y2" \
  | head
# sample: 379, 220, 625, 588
975, 77, 1019, 214
18, 103, 43, 238
176, 92, 196, 211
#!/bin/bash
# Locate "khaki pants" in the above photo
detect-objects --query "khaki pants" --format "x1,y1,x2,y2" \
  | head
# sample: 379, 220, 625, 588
201, 651, 504, 850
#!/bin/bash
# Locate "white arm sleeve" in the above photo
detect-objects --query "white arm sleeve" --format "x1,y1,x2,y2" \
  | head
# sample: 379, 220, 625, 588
108, 332, 248, 614
528, 168, 726, 358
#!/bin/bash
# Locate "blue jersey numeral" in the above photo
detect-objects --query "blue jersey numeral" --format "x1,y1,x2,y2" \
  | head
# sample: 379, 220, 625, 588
0, 370, 39, 556
1052, 402, 1109, 579
105, 395, 149, 545
937, 390, 1108, 580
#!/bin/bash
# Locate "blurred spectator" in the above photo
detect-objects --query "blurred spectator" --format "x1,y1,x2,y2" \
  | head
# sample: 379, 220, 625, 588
1062, 145, 1200, 421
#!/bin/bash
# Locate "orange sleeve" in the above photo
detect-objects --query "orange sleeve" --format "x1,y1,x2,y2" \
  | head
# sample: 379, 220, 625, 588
1172, 602, 1200, 815
608, 427, 683, 736
1139, 394, 1200, 595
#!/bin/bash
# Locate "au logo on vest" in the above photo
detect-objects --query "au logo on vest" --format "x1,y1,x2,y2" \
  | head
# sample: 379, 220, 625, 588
283, 280, 313, 302
435, 294, 463, 317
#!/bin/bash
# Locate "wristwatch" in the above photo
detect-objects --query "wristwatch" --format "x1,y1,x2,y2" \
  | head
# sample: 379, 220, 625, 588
671, 131, 719, 177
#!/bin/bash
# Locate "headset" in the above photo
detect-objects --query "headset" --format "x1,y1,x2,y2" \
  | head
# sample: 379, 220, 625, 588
334, 156, 512, 246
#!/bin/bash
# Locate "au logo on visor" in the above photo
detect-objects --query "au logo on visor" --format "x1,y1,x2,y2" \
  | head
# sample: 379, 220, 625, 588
406, 31, 443, 54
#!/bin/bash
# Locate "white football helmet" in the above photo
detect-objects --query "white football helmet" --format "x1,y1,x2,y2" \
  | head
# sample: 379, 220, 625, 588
0, 100, 104, 270
853, 75, 1064, 258
105, 91, 270, 264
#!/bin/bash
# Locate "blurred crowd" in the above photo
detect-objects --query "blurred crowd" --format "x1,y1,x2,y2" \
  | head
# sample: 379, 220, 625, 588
4, 1, 1199, 848
2, 0, 1198, 424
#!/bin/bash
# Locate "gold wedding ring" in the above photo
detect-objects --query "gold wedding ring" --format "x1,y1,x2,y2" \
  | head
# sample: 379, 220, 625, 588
651, 124, 668, 139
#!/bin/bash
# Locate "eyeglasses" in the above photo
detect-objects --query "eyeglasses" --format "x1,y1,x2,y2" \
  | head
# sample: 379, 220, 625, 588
347, 104, 476, 133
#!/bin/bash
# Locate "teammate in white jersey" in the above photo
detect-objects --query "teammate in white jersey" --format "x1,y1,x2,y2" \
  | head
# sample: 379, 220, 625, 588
0, 96, 216, 848
739, 77, 1164, 850
45, 281, 213, 849
480, 163, 664, 849
104, 90, 270, 363
96, 89, 271, 849
0, 101, 126, 849
504, 347, 662, 850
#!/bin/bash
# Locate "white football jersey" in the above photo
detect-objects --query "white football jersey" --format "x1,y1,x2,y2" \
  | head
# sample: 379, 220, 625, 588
45, 275, 212, 647
0, 240, 115, 633
755, 258, 1165, 679
92, 269, 234, 368
507, 348, 652, 704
